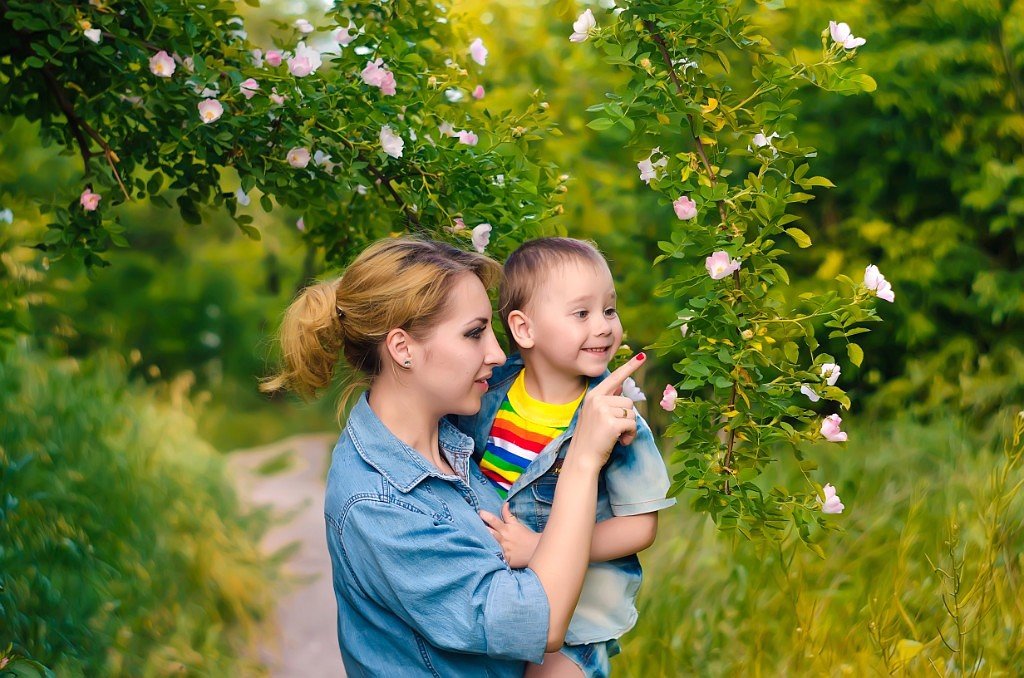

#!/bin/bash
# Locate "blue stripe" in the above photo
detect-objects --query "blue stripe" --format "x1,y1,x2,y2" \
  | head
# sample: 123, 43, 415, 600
485, 440, 534, 469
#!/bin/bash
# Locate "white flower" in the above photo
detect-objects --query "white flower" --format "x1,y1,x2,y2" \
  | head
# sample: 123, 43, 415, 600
379, 125, 404, 158
800, 384, 821, 403
569, 9, 597, 43
622, 377, 646, 402
294, 19, 314, 34
0, 208, 13, 223
235, 188, 250, 206
864, 264, 895, 303
288, 42, 322, 77
313, 150, 335, 172
445, 88, 464, 103
286, 147, 311, 168
817, 483, 845, 514
829, 21, 866, 50
469, 38, 488, 66
84, 28, 102, 44
820, 363, 841, 386
471, 223, 492, 252
637, 147, 668, 184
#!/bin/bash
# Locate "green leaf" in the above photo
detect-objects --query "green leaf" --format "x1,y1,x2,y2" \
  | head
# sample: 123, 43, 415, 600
783, 341, 799, 363
586, 118, 615, 131
847, 343, 864, 367
785, 227, 812, 248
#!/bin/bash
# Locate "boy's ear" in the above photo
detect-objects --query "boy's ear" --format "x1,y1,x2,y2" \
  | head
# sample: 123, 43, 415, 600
507, 310, 534, 349
383, 328, 413, 368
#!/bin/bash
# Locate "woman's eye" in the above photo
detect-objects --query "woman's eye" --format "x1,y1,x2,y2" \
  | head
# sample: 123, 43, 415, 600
466, 326, 485, 339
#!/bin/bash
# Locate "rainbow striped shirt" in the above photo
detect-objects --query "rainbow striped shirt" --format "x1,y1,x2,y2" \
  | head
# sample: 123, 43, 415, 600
478, 371, 585, 498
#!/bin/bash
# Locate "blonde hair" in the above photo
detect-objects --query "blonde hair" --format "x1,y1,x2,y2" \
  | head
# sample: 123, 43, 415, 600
498, 237, 607, 346
262, 237, 501, 409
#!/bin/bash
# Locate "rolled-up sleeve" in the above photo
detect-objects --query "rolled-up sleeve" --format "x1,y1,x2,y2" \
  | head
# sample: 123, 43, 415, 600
605, 412, 677, 516
337, 498, 550, 663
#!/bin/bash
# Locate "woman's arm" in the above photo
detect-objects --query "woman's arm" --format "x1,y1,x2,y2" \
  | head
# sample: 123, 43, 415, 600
590, 512, 657, 562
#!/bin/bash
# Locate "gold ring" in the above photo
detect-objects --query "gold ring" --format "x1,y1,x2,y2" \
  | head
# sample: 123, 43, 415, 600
621, 407, 629, 418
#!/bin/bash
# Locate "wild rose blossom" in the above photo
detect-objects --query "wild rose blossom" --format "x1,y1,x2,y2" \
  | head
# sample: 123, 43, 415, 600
288, 42, 321, 77
79, 188, 101, 211
622, 377, 646, 403
81, 21, 102, 43
469, 38, 488, 66
251, 49, 263, 68
450, 217, 467, 232
817, 483, 845, 514
471, 223, 492, 253
820, 413, 848, 442
820, 363, 841, 386
705, 251, 741, 280
287, 147, 310, 168
800, 384, 821, 402
445, 88, 464, 103
313, 150, 335, 172
438, 121, 456, 137
456, 130, 479, 146
296, 217, 305, 232
334, 25, 356, 46
294, 19, 314, 34
673, 196, 697, 220
637, 148, 668, 184
569, 9, 597, 43
265, 50, 283, 67
660, 384, 678, 412
239, 78, 259, 99
149, 50, 176, 77
829, 21, 866, 50
361, 59, 397, 96
379, 126, 404, 158
235, 188, 250, 206
864, 264, 895, 302
678, 312, 692, 337
472, 85, 485, 100
197, 98, 223, 123
269, 88, 286, 105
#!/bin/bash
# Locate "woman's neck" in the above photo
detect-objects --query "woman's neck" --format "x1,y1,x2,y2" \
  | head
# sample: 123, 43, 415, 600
366, 376, 447, 470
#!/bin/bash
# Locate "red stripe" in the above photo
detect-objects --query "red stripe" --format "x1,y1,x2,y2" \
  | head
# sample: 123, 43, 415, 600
490, 419, 553, 451
481, 466, 512, 487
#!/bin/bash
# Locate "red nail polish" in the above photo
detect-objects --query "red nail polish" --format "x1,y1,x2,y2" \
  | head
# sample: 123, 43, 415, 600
637, 352, 646, 361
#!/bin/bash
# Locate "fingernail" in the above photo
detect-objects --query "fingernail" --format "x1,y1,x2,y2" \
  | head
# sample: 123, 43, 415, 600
637, 352, 646, 362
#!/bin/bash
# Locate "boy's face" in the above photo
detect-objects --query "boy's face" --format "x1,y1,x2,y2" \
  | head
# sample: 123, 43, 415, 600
516, 259, 623, 380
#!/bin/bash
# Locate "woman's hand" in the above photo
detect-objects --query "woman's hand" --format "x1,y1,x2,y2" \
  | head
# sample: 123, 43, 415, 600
567, 353, 646, 469
480, 503, 541, 569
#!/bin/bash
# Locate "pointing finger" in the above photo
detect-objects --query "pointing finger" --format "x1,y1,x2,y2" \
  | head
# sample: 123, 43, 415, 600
591, 353, 646, 396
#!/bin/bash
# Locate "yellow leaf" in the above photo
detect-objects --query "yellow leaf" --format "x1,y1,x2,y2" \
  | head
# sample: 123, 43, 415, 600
657, 113, 670, 125
894, 639, 924, 665
701, 97, 719, 113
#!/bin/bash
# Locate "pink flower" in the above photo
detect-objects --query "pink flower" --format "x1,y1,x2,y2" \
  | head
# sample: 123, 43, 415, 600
471, 223, 492, 252
269, 88, 286, 105
469, 38, 488, 66
334, 25, 356, 46
79, 187, 101, 211
660, 384, 678, 411
296, 217, 305, 232
361, 59, 396, 96
864, 264, 895, 303
817, 483, 845, 514
149, 50, 176, 77
472, 85, 486, 100
250, 49, 263, 68
673, 196, 697, 220
288, 42, 321, 77
197, 98, 224, 123
287, 147, 311, 168
294, 19, 314, 34
438, 121, 456, 137
379, 125, 404, 158
705, 251, 741, 280
570, 9, 597, 43
265, 50, 283, 67
457, 130, 479, 146
239, 78, 259, 99
820, 414, 848, 442
829, 21, 866, 50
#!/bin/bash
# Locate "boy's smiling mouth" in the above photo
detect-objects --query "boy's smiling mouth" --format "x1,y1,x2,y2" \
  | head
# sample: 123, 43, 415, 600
581, 346, 612, 355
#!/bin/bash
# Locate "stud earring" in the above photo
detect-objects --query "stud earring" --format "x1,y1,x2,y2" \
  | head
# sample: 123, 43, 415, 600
403, 360, 412, 368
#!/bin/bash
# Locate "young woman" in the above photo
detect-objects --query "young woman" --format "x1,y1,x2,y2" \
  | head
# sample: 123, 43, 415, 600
263, 238, 644, 676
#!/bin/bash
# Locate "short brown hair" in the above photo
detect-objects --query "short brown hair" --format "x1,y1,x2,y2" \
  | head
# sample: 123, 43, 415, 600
498, 237, 607, 347
263, 237, 501, 411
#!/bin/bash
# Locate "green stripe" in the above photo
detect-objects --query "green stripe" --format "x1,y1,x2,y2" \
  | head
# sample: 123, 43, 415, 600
481, 452, 523, 474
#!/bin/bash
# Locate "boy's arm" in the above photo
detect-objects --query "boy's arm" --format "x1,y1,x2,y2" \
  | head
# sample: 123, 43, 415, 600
590, 512, 658, 562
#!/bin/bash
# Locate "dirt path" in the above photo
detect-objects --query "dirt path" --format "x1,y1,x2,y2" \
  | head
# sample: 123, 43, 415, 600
228, 433, 347, 678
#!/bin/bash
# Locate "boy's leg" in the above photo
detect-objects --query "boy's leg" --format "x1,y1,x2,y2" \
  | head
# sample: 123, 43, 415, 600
525, 651, 584, 678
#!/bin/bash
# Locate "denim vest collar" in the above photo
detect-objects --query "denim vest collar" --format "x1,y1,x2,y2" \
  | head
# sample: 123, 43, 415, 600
346, 391, 476, 493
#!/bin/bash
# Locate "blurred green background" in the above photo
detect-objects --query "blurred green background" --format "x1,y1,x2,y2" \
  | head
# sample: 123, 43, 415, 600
2, 0, 1022, 675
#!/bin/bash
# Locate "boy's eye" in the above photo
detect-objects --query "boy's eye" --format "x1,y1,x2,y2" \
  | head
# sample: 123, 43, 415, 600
604, 307, 618, 317
574, 310, 589, 319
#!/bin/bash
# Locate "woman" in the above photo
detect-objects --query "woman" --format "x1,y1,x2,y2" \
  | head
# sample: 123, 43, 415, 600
264, 238, 643, 676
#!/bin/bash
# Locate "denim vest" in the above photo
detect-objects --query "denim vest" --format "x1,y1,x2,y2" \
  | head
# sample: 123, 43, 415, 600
451, 354, 676, 645
325, 393, 551, 676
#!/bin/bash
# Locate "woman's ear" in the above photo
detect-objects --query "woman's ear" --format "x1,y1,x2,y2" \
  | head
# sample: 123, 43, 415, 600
384, 328, 414, 368
507, 310, 534, 350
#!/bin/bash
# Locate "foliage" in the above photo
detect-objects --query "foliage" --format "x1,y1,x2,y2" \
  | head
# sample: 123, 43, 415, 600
618, 412, 1024, 675
0, 348, 272, 675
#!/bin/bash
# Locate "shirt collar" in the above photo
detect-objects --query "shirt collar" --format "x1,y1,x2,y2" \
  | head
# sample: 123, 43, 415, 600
346, 391, 476, 493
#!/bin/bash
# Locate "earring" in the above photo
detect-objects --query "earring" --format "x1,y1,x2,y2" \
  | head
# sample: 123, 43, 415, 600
402, 360, 412, 368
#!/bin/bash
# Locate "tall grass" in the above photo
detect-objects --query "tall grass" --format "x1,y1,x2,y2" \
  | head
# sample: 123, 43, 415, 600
0, 349, 273, 675
622, 413, 1024, 675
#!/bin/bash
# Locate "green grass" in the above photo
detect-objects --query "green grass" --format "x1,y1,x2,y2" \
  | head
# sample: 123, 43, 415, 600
619, 413, 1024, 676
0, 350, 274, 676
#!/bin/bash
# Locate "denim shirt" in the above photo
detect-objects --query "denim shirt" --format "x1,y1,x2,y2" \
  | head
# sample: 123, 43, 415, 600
325, 393, 551, 676
451, 354, 676, 645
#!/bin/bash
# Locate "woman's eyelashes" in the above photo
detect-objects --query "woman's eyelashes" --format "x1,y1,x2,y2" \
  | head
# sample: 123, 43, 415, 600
465, 325, 487, 339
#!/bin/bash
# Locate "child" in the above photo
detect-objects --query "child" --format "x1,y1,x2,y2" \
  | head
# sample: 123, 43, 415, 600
452, 237, 675, 678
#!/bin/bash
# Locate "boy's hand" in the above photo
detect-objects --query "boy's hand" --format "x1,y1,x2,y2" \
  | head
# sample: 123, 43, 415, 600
569, 353, 646, 467
479, 504, 541, 569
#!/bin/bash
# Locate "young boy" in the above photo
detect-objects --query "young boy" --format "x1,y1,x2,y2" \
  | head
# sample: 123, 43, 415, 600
452, 237, 675, 678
